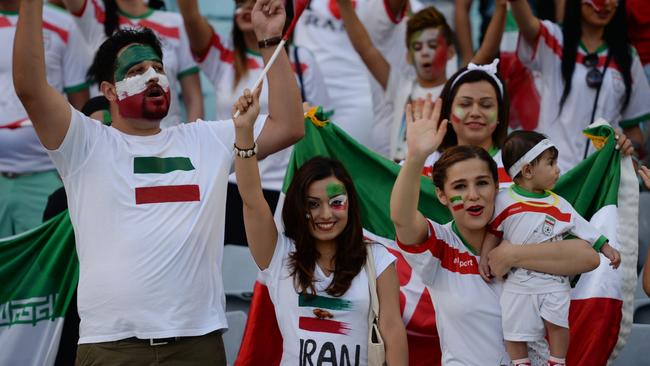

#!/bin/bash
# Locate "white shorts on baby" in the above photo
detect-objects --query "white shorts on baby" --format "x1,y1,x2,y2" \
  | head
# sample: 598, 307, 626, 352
500, 290, 570, 342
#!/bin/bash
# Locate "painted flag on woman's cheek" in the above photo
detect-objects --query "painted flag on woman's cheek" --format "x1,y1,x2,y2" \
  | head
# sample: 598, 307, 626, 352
235, 112, 637, 366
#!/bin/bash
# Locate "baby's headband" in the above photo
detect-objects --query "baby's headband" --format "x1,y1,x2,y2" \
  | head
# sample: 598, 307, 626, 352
508, 139, 556, 178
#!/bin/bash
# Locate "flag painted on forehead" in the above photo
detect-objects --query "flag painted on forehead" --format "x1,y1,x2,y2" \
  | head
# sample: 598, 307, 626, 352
235, 110, 638, 366
114, 44, 163, 81
132, 157, 200, 204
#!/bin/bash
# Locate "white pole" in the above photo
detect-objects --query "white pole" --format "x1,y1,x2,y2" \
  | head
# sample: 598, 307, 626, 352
233, 39, 287, 118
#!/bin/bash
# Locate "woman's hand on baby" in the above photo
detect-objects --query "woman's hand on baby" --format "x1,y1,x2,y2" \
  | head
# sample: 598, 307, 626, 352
405, 94, 448, 160
601, 242, 621, 269
478, 256, 494, 283
486, 239, 515, 279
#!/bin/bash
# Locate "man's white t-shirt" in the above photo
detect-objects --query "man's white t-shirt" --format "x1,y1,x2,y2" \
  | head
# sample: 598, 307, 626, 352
396, 220, 511, 366
198, 32, 330, 191
260, 234, 395, 366
72, 0, 199, 128
517, 20, 650, 172
489, 185, 607, 294
0, 5, 90, 173
293, 0, 376, 148
47, 107, 266, 343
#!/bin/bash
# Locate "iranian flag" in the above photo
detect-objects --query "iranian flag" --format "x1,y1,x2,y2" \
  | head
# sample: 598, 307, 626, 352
235, 111, 638, 366
0, 212, 77, 366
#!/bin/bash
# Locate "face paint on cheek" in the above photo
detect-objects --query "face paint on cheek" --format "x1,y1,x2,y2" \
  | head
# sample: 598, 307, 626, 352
582, 0, 606, 11
486, 110, 498, 125
450, 195, 464, 212
432, 37, 448, 72
452, 106, 466, 124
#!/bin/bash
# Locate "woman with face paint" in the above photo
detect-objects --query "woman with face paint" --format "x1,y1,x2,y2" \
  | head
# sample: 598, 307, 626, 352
62, 0, 204, 128
419, 59, 513, 190
509, 0, 649, 173
233, 90, 408, 365
336, 0, 507, 160
390, 96, 601, 366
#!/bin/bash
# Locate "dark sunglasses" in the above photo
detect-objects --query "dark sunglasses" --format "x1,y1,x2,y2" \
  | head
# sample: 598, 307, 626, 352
584, 53, 604, 89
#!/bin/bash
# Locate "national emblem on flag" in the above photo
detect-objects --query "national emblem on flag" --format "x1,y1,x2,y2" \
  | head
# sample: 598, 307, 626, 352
542, 215, 556, 236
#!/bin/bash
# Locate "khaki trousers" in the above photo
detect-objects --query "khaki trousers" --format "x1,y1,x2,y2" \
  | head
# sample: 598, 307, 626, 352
75, 331, 227, 366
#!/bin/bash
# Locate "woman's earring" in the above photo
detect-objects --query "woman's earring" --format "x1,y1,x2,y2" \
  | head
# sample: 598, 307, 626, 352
305, 213, 311, 219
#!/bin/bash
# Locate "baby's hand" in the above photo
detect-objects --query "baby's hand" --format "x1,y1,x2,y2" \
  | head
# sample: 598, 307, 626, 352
601, 242, 621, 269
478, 256, 493, 283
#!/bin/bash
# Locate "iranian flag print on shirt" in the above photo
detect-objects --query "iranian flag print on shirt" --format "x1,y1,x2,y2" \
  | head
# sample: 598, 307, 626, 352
258, 233, 395, 366
132, 157, 200, 204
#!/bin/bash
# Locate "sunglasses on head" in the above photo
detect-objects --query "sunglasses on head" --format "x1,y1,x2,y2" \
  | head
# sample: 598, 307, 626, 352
584, 53, 604, 89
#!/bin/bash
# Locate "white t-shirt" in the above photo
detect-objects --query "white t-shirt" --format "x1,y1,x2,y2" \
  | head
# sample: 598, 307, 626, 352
293, 0, 376, 147
0, 5, 90, 173
72, 0, 199, 128
396, 220, 511, 366
489, 185, 607, 294
198, 32, 330, 191
360, 0, 457, 158
517, 20, 650, 172
421, 149, 513, 190
260, 234, 395, 366
47, 107, 266, 343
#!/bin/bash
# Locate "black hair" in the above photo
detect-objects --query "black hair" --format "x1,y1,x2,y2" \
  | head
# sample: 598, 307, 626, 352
87, 28, 163, 85
502, 130, 559, 179
438, 67, 510, 151
432, 145, 498, 190
103, 0, 166, 37
81, 96, 110, 116
559, 0, 632, 113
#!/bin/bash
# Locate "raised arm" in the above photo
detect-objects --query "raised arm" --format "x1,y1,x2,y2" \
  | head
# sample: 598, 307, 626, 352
336, 0, 390, 89
13, 0, 71, 150
179, 73, 204, 122
487, 239, 601, 278
391, 96, 448, 244
177, 0, 215, 57
454, 0, 474, 66
233, 86, 278, 270
509, 0, 540, 46
252, 0, 304, 159
470, 0, 506, 65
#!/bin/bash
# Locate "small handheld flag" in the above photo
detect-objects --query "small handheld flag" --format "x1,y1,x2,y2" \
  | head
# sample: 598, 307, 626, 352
233, 0, 311, 118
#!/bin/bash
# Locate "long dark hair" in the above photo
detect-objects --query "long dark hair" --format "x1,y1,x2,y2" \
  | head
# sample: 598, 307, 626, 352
103, 0, 166, 37
559, 0, 632, 112
282, 157, 366, 297
438, 67, 510, 151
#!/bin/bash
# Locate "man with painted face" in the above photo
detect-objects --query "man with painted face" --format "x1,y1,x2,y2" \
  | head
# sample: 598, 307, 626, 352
336, 0, 507, 161
12, 0, 303, 364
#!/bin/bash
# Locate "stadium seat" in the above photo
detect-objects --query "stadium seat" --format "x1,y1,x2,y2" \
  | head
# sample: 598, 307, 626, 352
612, 323, 650, 366
633, 299, 650, 324
223, 244, 259, 300
224, 311, 248, 366
636, 271, 648, 299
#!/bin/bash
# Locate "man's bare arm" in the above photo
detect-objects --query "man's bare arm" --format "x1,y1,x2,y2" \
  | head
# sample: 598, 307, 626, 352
14, 0, 71, 150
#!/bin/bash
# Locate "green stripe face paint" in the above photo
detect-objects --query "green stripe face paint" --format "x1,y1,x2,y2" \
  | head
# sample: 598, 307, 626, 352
114, 44, 162, 82
325, 182, 346, 198
450, 195, 464, 211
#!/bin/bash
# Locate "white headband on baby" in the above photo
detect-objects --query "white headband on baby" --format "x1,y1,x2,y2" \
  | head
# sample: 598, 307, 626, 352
450, 58, 504, 97
508, 139, 556, 178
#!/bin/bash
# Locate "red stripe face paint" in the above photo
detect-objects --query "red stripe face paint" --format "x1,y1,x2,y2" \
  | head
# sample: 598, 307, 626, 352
115, 67, 171, 120
409, 28, 448, 83
450, 196, 464, 212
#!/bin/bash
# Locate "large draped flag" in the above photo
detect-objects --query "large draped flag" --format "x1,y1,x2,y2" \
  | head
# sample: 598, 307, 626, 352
235, 110, 638, 366
0, 115, 637, 365
0, 212, 77, 366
